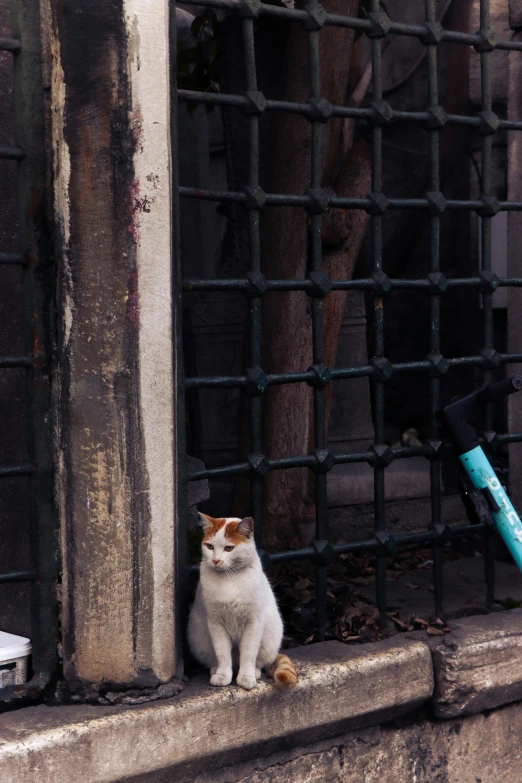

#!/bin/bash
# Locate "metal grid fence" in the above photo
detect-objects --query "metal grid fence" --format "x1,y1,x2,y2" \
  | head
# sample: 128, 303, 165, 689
174, 0, 522, 638
0, 0, 56, 702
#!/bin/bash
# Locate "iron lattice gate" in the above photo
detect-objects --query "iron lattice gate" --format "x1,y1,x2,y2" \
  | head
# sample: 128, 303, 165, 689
0, 0, 56, 703
173, 0, 522, 639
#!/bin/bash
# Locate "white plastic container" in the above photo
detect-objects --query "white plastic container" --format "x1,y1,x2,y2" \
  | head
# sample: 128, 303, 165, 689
0, 631, 31, 688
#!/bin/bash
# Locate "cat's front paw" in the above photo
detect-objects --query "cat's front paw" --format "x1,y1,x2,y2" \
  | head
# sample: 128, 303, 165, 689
237, 672, 257, 690
210, 670, 232, 687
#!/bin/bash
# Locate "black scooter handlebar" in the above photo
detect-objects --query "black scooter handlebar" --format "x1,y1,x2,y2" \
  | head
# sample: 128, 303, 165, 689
482, 375, 522, 403
439, 375, 522, 455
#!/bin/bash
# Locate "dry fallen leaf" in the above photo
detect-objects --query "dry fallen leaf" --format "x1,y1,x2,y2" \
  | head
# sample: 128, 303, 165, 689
391, 616, 413, 632
300, 590, 313, 604
348, 577, 370, 586
359, 624, 380, 641
427, 626, 445, 636
354, 601, 379, 616
343, 606, 364, 620
294, 578, 312, 591
404, 582, 420, 590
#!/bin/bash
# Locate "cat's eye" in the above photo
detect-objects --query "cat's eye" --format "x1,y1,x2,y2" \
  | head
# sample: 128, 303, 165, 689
224, 545, 234, 552
205, 543, 214, 550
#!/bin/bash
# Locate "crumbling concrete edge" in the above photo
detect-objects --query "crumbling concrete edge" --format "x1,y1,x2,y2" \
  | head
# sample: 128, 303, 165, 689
0, 638, 432, 783
430, 609, 522, 719
3, 612, 522, 782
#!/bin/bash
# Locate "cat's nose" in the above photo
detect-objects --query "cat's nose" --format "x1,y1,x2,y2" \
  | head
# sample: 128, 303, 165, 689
212, 559, 220, 565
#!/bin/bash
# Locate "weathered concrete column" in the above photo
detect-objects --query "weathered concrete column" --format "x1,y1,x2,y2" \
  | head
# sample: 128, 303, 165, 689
507, 1, 522, 516
45, 0, 177, 694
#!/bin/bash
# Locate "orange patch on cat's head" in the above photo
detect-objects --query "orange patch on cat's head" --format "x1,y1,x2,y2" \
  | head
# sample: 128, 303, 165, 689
200, 514, 227, 543
199, 514, 254, 544
224, 517, 254, 545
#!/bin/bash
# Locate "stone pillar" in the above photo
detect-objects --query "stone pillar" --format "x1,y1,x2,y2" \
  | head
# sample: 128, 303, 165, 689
45, 0, 178, 695
507, 1, 522, 516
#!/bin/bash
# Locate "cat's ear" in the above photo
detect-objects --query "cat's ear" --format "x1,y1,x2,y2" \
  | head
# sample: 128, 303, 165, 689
198, 512, 214, 531
237, 516, 254, 539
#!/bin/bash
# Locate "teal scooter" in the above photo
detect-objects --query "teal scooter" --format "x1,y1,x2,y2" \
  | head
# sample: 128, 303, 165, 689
439, 376, 522, 572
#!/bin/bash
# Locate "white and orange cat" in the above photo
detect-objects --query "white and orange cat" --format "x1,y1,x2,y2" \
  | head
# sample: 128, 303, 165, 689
188, 513, 297, 691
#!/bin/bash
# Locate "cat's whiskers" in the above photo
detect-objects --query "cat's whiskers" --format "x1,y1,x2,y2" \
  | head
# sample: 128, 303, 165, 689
225, 562, 244, 575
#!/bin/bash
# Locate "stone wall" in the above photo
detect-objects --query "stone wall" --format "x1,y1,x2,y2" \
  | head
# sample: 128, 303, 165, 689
170, 703, 522, 783
2, 613, 522, 782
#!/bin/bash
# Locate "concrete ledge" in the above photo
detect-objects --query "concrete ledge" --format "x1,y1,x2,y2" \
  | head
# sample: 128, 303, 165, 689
0, 638, 433, 783
173, 700, 522, 783
432, 610, 522, 719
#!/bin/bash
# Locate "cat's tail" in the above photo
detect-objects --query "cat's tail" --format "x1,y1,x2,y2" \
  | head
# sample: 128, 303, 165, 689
266, 653, 298, 690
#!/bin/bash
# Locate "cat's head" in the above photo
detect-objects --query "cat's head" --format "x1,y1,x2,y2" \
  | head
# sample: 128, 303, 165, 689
198, 513, 255, 573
